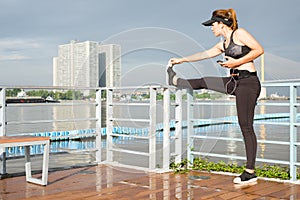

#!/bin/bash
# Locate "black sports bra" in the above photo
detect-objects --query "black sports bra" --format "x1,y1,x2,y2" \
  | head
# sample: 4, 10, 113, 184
223, 30, 251, 59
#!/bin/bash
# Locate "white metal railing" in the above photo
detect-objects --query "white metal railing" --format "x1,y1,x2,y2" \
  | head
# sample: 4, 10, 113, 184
186, 81, 300, 181
0, 86, 102, 174
103, 86, 183, 171
0, 81, 300, 181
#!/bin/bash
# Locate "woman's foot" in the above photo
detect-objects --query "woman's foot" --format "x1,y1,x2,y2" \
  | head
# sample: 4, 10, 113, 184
167, 67, 177, 86
233, 170, 257, 184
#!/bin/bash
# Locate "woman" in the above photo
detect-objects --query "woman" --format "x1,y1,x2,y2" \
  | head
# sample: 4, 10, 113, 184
168, 8, 264, 184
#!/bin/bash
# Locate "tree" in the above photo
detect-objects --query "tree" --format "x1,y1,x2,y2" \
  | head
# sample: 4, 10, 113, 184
6, 89, 21, 97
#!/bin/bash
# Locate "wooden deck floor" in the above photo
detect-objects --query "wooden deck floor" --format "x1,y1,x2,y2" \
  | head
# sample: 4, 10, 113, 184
1, 164, 300, 199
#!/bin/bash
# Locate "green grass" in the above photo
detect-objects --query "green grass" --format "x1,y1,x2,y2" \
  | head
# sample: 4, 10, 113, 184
169, 158, 299, 180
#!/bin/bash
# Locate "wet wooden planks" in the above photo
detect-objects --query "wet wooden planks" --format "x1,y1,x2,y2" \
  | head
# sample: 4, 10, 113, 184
0, 165, 300, 199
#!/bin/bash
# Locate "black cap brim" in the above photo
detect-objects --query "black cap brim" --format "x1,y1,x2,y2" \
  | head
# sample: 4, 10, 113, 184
202, 19, 216, 26
202, 16, 232, 27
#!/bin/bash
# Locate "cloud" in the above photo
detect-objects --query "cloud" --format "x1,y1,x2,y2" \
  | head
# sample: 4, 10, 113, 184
0, 38, 40, 48
0, 38, 41, 61
0, 54, 30, 61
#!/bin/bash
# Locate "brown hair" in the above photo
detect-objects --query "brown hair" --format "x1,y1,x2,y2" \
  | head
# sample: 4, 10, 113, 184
212, 8, 238, 30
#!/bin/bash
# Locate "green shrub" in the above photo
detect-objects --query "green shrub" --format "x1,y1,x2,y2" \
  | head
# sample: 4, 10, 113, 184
170, 158, 299, 180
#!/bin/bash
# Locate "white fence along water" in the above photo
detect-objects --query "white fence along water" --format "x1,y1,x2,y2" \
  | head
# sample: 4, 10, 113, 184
0, 81, 299, 181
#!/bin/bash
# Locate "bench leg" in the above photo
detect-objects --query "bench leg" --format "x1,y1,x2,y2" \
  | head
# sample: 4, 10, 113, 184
25, 141, 49, 186
24, 146, 31, 181
41, 140, 49, 185
25, 162, 32, 180
0, 151, 7, 176
24, 146, 30, 163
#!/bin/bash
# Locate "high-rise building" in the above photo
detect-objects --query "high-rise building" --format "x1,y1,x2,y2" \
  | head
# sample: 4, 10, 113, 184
53, 41, 121, 95
98, 44, 121, 88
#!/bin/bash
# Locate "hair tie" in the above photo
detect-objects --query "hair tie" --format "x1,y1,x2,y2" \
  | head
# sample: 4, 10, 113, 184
227, 12, 231, 18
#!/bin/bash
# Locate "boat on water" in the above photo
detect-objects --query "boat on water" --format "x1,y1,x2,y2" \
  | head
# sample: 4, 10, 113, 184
6, 90, 60, 104
45, 96, 60, 103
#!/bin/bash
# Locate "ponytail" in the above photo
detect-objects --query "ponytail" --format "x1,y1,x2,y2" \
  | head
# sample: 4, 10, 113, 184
228, 8, 238, 30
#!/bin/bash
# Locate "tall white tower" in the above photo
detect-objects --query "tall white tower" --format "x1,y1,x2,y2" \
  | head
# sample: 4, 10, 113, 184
53, 41, 121, 95
259, 54, 267, 99
98, 44, 121, 88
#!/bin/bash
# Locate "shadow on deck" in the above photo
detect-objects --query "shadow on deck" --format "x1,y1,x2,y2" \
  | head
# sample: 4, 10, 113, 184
1, 164, 300, 199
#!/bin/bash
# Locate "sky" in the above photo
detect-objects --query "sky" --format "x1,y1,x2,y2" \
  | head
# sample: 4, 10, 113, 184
0, 0, 300, 87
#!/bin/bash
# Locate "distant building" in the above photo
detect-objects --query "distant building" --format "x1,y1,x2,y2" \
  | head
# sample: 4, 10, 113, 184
98, 44, 121, 88
53, 40, 121, 95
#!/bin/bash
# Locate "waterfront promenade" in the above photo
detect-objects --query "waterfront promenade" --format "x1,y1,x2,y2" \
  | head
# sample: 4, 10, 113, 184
1, 83, 300, 199
1, 164, 300, 199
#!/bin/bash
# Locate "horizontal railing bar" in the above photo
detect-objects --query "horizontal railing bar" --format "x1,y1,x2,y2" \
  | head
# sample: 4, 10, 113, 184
254, 121, 290, 126
52, 134, 96, 140
192, 101, 293, 107
7, 118, 98, 125
110, 118, 150, 123
191, 118, 237, 124
0, 85, 103, 90
109, 102, 150, 106
106, 85, 167, 90
252, 158, 290, 165
192, 135, 290, 145
191, 151, 290, 165
191, 119, 290, 126
192, 102, 235, 106
6, 103, 58, 107
6, 102, 97, 107
110, 133, 149, 140
262, 79, 300, 86
257, 102, 290, 106
110, 148, 149, 156
294, 123, 300, 127
56, 148, 97, 153
192, 136, 242, 142
258, 139, 290, 145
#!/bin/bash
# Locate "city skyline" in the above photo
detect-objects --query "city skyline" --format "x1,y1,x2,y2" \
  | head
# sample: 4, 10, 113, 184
0, 0, 300, 87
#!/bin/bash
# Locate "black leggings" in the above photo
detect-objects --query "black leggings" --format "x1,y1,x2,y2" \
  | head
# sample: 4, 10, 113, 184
177, 76, 261, 169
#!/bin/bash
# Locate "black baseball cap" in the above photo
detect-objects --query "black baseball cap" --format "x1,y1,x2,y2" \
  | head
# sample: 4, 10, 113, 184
202, 16, 232, 27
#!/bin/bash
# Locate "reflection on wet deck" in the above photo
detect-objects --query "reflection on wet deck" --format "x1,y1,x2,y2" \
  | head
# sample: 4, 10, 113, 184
1, 164, 300, 199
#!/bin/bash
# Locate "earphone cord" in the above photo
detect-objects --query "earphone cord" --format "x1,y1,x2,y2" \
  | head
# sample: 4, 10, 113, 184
225, 76, 238, 95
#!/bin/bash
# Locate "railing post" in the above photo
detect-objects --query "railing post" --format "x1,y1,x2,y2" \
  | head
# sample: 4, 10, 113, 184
289, 85, 297, 181
106, 88, 113, 163
95, 89, 102, 163
186, 89, 194, 167
0, 88, 6, 175
163, 87, 170, 170
0, 88, 5, 136
149, 87, 157, 170
175, 89, 182, 163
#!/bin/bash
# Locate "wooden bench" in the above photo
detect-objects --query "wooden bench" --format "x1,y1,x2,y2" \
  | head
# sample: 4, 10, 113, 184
0, 136, 50, 186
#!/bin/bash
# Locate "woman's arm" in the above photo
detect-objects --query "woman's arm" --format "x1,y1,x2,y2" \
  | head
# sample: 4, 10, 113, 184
224, 28, 264, 68
170, 42, 223, 65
